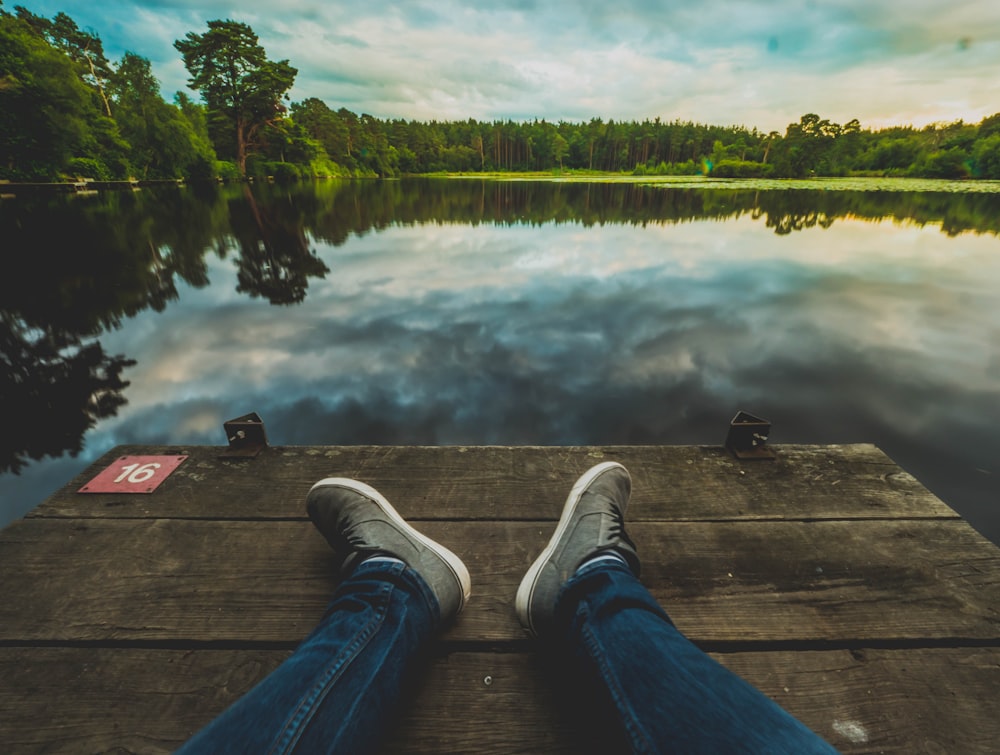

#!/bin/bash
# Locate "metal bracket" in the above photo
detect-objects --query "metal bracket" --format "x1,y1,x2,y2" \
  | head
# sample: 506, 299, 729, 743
222, 412, 268, 458
725, 411, 776, 460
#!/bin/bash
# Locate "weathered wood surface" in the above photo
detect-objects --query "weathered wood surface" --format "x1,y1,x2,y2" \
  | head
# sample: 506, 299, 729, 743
2, 444, 999, 754
2, 519, 997, 643
31, 444, 954, 521
0, 648, 998, 754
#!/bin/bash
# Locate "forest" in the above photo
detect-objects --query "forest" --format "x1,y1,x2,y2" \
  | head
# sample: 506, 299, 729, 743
3, 6, 1000, 183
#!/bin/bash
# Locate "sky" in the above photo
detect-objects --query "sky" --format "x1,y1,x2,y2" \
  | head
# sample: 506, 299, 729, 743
15, 0, 1000, 133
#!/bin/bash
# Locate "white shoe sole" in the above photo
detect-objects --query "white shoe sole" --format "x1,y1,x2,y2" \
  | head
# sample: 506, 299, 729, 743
308, 477, 472, 612
515, 461, 629, 634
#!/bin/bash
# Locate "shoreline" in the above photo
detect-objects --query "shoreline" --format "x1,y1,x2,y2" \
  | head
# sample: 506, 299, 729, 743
5, 174, 1000, 195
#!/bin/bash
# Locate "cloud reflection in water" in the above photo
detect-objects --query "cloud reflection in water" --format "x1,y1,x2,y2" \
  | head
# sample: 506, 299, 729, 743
2, 183, 998, 545
90, 217, 1000, 542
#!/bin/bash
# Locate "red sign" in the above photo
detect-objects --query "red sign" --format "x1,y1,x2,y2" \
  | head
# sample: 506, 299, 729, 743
78, 455, 188, 494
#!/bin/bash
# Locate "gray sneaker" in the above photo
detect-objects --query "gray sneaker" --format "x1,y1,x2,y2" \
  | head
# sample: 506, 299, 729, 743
307, 478, 471, 621
515, 461, 640, 637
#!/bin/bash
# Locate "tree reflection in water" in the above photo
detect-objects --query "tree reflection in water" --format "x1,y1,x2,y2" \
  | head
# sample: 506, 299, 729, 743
1, 179, 998, 539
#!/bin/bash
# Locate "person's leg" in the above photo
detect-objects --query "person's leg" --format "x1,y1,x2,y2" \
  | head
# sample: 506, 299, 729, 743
556, 560, 839, 754
517, 462, 839, 755
179, 478, 470, 755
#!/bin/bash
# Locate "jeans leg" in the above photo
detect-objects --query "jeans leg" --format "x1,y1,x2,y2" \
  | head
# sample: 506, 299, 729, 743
178, 559, 439, 755
554, 561, 840, 755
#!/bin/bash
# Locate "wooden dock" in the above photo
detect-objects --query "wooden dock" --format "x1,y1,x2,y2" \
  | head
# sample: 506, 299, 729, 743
1, 444, 998, 753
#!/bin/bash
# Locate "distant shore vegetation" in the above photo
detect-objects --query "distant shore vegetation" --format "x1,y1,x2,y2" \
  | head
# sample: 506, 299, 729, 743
4, 8, 1000, 184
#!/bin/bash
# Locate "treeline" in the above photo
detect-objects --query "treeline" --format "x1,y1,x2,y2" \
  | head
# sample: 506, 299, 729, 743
302, 108, 1000, 179
4, 7, 1000, 182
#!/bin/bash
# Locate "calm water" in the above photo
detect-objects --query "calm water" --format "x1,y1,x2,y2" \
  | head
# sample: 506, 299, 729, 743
2, 179, 998, 543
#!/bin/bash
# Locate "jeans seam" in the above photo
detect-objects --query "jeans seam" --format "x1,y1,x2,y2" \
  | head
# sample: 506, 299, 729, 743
267, 581, 392, 755
579, 604, 656, 755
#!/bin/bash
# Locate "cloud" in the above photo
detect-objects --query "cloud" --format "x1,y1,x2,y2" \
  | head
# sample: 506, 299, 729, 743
18, 0, 1000, 129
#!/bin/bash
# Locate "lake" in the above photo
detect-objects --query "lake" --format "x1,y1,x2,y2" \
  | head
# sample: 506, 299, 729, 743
1, 178, 998, 544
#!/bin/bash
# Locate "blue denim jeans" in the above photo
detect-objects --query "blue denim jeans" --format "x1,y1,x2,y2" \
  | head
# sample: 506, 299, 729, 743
177, 559, 438, 755
179, 559, 838, 754
555, 559, 840, 754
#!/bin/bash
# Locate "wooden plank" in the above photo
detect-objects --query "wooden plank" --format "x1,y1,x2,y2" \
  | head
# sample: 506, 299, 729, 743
31, 444, 954, 521
1, 647, 997, 754
0, 518, 336, 644
644, 520, 1000, 642
3, 444, 997, 754
0, 647, 287, 755
714, 647, 1000, 755
396, 647, 1000, 754
2, 518, 997, 643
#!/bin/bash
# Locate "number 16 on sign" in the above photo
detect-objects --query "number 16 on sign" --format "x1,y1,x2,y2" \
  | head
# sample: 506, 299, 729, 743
79, 455, 188, 494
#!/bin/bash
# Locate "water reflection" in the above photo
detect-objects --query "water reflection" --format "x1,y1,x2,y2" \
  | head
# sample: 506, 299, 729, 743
230, 185, 330, 305
1, 180, 998, 544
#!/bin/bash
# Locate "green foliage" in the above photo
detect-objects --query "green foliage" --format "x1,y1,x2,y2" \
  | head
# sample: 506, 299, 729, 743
270, 162, 301, 182
291, 98, 350, 162
215, 160, 242, 182
308, 157, 345, 178
937, 122, 977, 152
64, 156, 110, 180
670, 160, 701, 175
245, 159, 302, 182
82, 112, 131, 179
263, 163, 304, 183
633, 160, 701, 176
174, 92, 219, 179
711, 160, 774, 178
978, 113, 1000, 141
1, 8, 214, 181
768, 114, 843, 177
13, 5, 114, 116
252, 117, 334, 176
860, 138, 921, 172
913, 148, 970, 179
972, 134, 1000, 179
0, 12, 93, 179
174, 20, 297, 174
109, 52, 218, 179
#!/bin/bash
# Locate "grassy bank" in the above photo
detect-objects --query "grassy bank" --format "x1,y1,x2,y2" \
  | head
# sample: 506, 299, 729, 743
434, 172, 1000, 193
